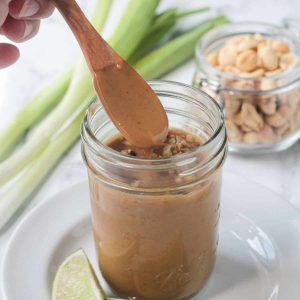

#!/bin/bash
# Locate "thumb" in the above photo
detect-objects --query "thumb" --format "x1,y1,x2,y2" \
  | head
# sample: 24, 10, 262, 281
0, 43, 20, 68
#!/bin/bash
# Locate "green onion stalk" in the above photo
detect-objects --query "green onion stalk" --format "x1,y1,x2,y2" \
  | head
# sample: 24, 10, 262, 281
135, 15, 229, 79
0, 69, 73, 161
0, 94, 94, 230
128, 6, 210, 63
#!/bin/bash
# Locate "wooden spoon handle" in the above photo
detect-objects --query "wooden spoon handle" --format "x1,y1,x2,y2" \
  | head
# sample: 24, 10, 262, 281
51, 0, 117, 71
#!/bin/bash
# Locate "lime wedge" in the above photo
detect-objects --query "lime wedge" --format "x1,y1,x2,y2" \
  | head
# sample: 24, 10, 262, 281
52, 249, 106, 300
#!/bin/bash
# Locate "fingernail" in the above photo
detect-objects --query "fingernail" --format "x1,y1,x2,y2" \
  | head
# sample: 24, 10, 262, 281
19, 0, 40, 18
22, 21, 34, 39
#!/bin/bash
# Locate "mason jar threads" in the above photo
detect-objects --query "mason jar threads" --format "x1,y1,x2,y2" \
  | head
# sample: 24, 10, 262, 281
81, 81, 227, 299
193, 22, 300, 154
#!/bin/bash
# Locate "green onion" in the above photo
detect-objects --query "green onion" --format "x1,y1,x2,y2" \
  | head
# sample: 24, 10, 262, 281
91, 0, 112, 34
0, 62, 93, 185
0, 68, 73, 161
0, 94, 94, 230
108, 0, 160, 58
176, 7, 210, 18
129, 7, 210, 63
134, 15, 230, 79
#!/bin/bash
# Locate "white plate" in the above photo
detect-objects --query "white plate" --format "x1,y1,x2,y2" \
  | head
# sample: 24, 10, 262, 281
2, 172, 300, 300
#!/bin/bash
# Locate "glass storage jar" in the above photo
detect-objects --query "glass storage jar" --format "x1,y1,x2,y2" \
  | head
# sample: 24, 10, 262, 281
193, 22, 300, 154
81, 81, 227, 300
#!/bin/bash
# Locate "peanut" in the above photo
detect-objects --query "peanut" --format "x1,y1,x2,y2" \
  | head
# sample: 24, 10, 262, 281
237, 37, 257, 52
206, 51, 219, 66
250, 68, 265, 77
280, 53, 300, 70
266, 113, 287, 127
258, 124, 277, 143
258, 45, 279, 71
240, 68, 265, 78
244, 132, 259, 144
272, 40, 289, 54
278, 105, 292, 118
240, 102, 264, 132
275, 123, 290, 136
280, 88, 300, 109
218, 45, 237, 66
232, 112, 243, 126
265, 105, 290, 127
257, 96, 277, 115
236, 50, 258, 72
223, 94, 241, 115
241, 124, 253, 132
244, 124, 277, 144
225, 119, 243, 143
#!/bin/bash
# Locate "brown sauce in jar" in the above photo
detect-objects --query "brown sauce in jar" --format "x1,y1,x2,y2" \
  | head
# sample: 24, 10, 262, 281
88, 129, 220, 299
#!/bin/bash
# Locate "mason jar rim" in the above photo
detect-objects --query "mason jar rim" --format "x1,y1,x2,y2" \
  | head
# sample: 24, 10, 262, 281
81, 80, 226, 171
196, 22, 300, 93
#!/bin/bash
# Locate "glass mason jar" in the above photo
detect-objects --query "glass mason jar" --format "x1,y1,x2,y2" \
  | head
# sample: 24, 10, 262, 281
81, 81, 227, 300
193, 22, 300, 154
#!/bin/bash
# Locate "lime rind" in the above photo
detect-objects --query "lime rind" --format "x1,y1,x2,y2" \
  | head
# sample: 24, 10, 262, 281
52, 249, 106, 300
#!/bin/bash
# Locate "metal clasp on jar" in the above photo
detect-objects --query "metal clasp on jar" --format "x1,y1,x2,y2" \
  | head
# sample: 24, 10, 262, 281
193, 72, 223, 108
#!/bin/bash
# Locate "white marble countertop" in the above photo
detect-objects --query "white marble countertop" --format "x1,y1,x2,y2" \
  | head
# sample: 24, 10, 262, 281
0, 0, 300, 281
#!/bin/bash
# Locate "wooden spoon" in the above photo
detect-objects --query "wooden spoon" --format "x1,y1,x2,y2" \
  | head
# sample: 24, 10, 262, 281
51, 0, 168, 148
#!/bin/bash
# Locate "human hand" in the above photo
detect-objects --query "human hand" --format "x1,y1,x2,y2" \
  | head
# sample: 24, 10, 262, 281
0, 0, 54, 68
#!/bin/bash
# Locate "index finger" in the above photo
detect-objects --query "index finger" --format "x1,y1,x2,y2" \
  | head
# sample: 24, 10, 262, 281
0, 0, 13, 27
